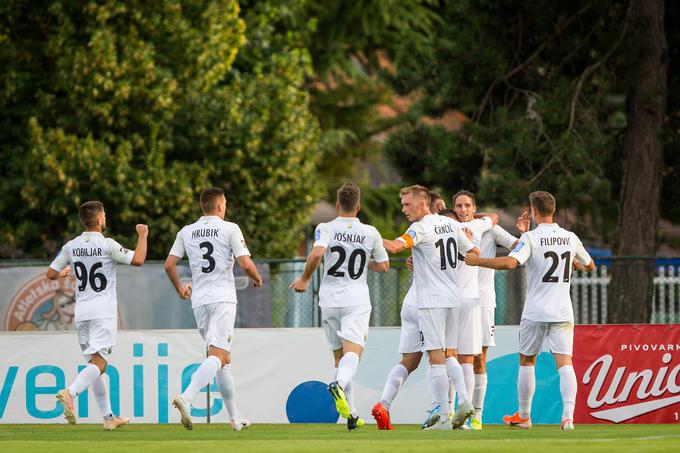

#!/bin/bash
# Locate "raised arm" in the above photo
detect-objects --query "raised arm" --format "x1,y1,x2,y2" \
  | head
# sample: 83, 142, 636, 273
383, 238, 408, 254
130, 224, 149, 266
474, 212, 499, 226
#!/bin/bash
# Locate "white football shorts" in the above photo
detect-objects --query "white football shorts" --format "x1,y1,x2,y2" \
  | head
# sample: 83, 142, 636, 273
481, 306, 496, 347
322, 305, 372, 351
418, 307, 459, 351
519, 319, 574, 356
457, 298, 482, 355
399, 303, 423, 354
76, 318, 117, 362
193, 302, 237, 352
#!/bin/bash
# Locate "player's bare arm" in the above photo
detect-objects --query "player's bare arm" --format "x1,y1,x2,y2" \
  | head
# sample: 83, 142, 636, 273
130, 224, 149, 266
383, 238, 408, 254
46, 266, 71, 280
466, 255, 518, 270
237, 255, 263, 287
368, 259, 390, 273
516, 211, 531, 233
290, 246, 324, 292
164, 255, 192, 299
573, 257, 596, 272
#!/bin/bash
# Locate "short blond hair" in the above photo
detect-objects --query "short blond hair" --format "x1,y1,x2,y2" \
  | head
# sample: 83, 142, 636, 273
529, 191, 556, 216
400, 185, 431, 205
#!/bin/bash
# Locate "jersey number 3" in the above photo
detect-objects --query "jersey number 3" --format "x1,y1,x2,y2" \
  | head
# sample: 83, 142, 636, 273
199, 241, 216, 273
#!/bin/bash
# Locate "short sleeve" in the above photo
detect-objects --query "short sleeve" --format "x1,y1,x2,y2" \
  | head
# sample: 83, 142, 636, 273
229, 224, 251, 258
508, 233, 532, 265
313, 223, 331, 248
492, 225, 518, 250
371, 229, 389, 263
168, 231, 186, 258
574, 236, 593, 266
456, 226, 474, 253
474, 217, 493, 235
109, 239, 135, 265
49, 245, 70, 271
397, 222, 423, 248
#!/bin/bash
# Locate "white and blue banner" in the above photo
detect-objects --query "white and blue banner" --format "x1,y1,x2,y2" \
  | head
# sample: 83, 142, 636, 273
0, 327, 564, 424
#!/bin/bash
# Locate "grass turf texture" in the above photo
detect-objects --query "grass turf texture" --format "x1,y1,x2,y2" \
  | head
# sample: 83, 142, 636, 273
1, 424, 679, 452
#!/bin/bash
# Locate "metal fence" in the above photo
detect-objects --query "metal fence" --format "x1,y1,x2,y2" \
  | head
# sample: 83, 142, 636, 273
269, 257, 680, 327
1, 257, 679, 330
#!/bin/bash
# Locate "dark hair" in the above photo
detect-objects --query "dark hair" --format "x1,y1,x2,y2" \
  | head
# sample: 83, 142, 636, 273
337, 182, 361, 212
79, 201, 104, 228
200, 187, 226, 213
452, 190, 476, 206
439, 208, 456, 216
529, 191, 556, 216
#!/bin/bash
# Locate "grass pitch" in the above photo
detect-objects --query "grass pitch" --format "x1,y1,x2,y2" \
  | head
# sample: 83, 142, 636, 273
1, 423, 679, 452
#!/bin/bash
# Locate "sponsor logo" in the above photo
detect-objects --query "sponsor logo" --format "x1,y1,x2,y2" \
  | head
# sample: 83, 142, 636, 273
4, 274, 77, 331
582, 351, 680, 423
512, 241, 525, 253
4, 273, 123, 331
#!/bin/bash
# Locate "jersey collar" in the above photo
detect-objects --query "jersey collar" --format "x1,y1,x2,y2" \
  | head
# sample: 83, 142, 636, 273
82, 231, 104, 237
536, 223, 558, 228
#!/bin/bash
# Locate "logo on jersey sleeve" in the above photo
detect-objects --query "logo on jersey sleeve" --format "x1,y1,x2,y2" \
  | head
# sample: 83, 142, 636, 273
512, 241, 525, 253
119, 247, 130, 254
407, 229, 417, 240
314, 228, 321, 241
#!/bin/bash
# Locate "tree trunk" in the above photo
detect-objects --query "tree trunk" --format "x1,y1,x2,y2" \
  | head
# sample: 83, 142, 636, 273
607, 0, 667, 323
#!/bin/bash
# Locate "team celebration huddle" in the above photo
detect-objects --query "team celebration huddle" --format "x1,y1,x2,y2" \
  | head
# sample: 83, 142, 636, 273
47, 182, 594, 432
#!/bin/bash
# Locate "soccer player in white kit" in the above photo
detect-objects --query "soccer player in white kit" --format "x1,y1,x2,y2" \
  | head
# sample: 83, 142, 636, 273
291, 182, 390, 430
48, 201, 148, 431
371, 191, 448, 430
439, 200, 497, 425
383, 185, 481, 430
465, 191, 595, 430
165, 188, 263, 431
451, 190, 518, 429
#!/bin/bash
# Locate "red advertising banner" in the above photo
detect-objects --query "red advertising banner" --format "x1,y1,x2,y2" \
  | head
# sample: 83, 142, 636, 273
573, 324, 680, 424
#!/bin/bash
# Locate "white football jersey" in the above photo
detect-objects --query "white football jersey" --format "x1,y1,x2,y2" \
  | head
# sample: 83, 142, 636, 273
314, 217, 389, 308
169, 216, 250, 308
402, 282, 417, 308
478, 225, 517, 307
397, 214, 474, 308
509, 223, 592, 322
49, 232, 134, 322
455, 217, 493, 299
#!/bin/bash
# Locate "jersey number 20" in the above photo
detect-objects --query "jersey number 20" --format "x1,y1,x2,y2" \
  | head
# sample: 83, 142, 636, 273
327, 246, 367, 279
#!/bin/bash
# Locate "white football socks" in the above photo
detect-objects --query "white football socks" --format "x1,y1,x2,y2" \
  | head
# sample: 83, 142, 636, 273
445, 357, 468, 404
461, 363, 475, 402
430, 364, 449, 418
472, 373, 488, 419
344, 379, 358, 418
216, 363, 239, 420
427, 366, 438, 410
68, 364, 100, 397
336, 352, 360, 389
91, 374, 113, 419
380, 364, 409, 411
518, 366, 536, 419
558, 365, 577, 421
182, 355, 221, 404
